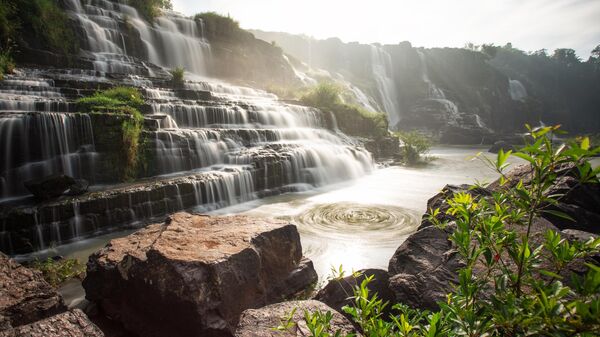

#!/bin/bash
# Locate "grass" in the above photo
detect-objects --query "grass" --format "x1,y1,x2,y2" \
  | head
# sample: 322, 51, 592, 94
30, 257, 85, 287
77, 86, 144, 114
170, 67, 185, 88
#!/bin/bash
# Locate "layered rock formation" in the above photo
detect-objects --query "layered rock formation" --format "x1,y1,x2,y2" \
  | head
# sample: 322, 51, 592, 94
0, 309, 103, 337
83, 212, 318, 337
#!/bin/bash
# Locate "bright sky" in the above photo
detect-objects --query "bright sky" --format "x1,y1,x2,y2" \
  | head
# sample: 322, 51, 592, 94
172, 0, 600, 58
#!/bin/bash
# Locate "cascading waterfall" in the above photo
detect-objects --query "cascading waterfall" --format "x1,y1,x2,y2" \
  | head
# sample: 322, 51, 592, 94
0, 1, 375, 253
370, 45, 401, 128
509, 79, 527, 101
64, 0, 210, 74
416, 50, 461, 123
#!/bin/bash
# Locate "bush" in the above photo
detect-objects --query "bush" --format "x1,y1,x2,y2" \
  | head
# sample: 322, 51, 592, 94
30, 257, 85, 287
194, 12, 243, 40
170, 66, 185, 88
395, 130, 432, 165
0, 49, 15, 80
128, 0, 172, 21
291, 125, 600, 336
77, 87, 144, 114
300, 81, 342, 111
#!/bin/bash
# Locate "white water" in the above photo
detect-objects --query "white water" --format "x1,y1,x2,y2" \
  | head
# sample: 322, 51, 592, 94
371, 45, 401, 128
509, 79, 527, 101
417, 50, 461, 124
65, 0, 210, 74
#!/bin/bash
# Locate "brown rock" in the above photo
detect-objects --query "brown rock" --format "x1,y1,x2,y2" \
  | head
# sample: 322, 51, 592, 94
83, 212, 317, 337
234, 300, 359, 337
0, 309, 103, 337
0, 253, 66, 328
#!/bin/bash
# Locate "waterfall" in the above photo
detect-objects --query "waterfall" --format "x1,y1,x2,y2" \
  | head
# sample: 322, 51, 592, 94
370, 45, 401, 128
416, 50, 460, 123
65, 0, 211, 75
509, 79, 527, 101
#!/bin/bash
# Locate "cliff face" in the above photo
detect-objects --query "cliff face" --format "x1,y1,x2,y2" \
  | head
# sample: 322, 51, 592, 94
251, 30, 600, 136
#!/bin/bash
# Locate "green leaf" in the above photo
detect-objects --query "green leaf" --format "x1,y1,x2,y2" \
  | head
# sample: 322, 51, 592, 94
512, 152, 535, 164
539, 269, 563, 279
581, 137, 590, 150
543, 209, 575, 222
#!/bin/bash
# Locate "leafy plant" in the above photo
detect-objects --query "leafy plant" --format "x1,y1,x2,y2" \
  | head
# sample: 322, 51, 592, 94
0, 49, 15, 80
170, 66, 185, 88
30, 257, 85, 287
395, 130, 432, 165
128, 0, 172, 21
293, 125, 600, 336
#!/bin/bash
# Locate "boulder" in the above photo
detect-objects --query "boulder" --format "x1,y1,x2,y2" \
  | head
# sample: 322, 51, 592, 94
65, 179, 89, 196
0, 309, 103, 337
235, 300, 359, 337
24, 174, 77, 200
0, 253, 66, 328
83, 212, 318, 337
387, 226, 463, 310
314, 269, 394, 319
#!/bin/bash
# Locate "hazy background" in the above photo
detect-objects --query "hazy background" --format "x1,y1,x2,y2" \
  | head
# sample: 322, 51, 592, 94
172, 0, 600, 58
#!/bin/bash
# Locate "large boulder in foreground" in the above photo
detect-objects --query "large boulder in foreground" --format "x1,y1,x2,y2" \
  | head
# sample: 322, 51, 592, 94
0, 309, 103, 337
83, 212, 318, 337
24, 174, 77, 200
235, 300, 359, 337
0, 253, 65, 329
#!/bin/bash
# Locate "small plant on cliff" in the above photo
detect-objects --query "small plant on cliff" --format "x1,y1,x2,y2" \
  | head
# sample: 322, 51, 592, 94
30, 257, 85, 287
0, 49, 15, 80
170, 66, 185, 88
293, 125, 600, 336
395, 130, 432, 165
128, 0, 172, 21
77, 86, 144, 114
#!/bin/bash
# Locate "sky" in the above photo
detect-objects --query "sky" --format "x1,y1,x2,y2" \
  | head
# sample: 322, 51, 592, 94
172, 0, 600, 58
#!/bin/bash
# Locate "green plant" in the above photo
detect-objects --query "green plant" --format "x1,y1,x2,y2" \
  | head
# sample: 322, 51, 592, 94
30, 257, 85, 287
194, 12, 243, 40
395, 130, 432, 165
301, 81, 342, 111
0, 49, 15, 80
170, 66, 185, 88
128, 0, 172, 21
77, 87, 144, 114
296, 125, 600, 336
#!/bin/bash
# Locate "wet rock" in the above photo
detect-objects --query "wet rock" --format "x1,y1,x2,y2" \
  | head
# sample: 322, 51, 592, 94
0, 253, 66, 328
387, 226, 462, 310
235, 300, 359, 337
174, 89, 212, 100
65, 179, 89, 196
0, 309, 103, 337
314, 269, 394, 319
83, 212, 317, 337
488, 140, 515, 153
24, 174, 77, 200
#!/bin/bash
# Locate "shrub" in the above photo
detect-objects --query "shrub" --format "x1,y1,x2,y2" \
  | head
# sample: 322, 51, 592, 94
291, 125, 600, 336
30, 257, 85, 287
170, 66, 185, 88
395, 130, 432, 165
194, 12, 243, 40
128, 0, 172, 21
77, 87, 144, 114
300, 81, 342, 111
0, 49, 15, 80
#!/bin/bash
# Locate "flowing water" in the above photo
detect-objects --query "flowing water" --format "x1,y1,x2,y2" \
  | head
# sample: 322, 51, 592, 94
371, 45, 401, 127
509, 79, 528, 101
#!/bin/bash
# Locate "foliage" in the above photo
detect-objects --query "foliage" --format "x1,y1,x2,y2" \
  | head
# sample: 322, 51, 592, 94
394, 130, 432, 165
301, 82, 388, 138
30, 257, 85, 287
170, 66, 185, 88
294, 125, 600, 336
77, 86, 144, 114
77, 87, 145, 181
0, 49, 15, 80
128, 0, 172, 21
194, 12, 243, 40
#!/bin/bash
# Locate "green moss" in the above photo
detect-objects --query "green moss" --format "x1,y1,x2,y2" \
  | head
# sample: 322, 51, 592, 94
77, 86, 144, 114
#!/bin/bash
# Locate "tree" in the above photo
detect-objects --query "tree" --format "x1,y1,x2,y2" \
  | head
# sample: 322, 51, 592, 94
552, 48, 581, 67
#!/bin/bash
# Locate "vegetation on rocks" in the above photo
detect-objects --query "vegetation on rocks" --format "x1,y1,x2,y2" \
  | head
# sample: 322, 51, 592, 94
30, 257, 85, 287
170, 66, 185, 87
301, 82, 389, 138
194, 12, 245, 41
128, 0, 172, 21
77, 87, 146, 181
395, 130, 433, 165
0, 49, 15, 80
299, 125, 600, 336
